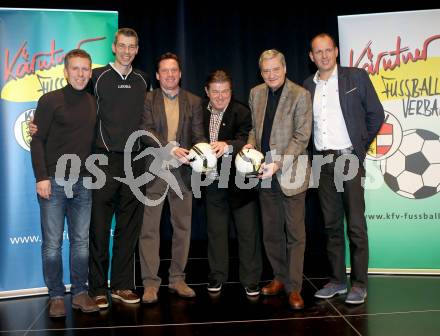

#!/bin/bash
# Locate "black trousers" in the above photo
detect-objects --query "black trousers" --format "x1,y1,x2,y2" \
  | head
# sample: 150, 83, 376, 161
259, 179, 306, 293
88, 151, 144, 296
317, 153, 368, 288
205, 181, 262, 287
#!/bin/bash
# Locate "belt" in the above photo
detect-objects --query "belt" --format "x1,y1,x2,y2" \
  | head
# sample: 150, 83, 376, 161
316, 146, 354, 156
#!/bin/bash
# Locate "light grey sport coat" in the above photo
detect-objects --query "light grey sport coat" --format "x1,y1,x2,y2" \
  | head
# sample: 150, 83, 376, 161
247, 79, 312, 196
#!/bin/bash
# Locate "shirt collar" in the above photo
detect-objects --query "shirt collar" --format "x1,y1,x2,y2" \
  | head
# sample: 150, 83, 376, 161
162, 89, 179, 100
207, 101, 228, 114
269, 81, 285, 96
110, 62, 132, 79
313, 65, 338, 84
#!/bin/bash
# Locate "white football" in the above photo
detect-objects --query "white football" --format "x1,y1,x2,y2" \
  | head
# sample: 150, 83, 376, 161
381, 129, 440, 199
235, 148, 264, 176
188, 142, 217, 173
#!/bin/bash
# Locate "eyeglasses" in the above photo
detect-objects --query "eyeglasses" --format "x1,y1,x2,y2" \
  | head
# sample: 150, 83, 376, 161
159, 68, 180, 75
261, 67, 283, 76
209, 89, 231, 96
116, 43, 137, 51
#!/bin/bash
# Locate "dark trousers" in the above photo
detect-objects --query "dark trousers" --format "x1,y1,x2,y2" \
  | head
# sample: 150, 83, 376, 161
88, 151, 144, 296
318, 154, 368, 288
206, 181, 262, 287
259, 179, 306, 293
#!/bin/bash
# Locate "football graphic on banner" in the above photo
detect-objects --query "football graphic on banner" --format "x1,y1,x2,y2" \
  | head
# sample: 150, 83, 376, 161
381, 129, 440, 199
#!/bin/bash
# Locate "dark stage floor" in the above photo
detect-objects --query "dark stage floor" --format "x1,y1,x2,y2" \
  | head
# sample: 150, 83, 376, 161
1, 254, 440, 336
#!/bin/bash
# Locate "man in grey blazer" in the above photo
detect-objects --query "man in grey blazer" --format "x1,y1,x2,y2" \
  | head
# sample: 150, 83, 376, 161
303, 33, 384, 304
245, 49, 312, 309
139, 52, 206, 303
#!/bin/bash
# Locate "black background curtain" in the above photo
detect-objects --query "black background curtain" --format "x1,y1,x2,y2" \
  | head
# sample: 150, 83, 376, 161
1, 0, 432, 103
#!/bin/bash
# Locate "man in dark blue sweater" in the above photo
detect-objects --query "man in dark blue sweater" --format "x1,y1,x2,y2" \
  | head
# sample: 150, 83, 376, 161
31, 49, 99, 318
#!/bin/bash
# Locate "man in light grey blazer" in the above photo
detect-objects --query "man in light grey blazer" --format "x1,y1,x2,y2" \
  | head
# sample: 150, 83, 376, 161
244, 49, 312, 309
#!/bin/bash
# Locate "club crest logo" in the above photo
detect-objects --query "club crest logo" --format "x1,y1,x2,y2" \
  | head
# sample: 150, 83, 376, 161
14, 108, 35, 151
367, 111, 402, 161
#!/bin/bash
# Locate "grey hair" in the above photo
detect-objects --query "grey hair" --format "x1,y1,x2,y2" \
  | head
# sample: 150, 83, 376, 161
258, 49, 286, 69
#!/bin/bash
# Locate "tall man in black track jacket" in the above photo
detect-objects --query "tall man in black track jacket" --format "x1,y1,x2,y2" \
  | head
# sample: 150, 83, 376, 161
88, 28, 150, 308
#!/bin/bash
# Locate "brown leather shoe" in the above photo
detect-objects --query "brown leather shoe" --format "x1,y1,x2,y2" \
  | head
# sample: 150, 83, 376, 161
288, 291, 304, 310
72, 292, 100, 313
142, 286, 159, 303
49, 298, 66, 318
94, 295, 109, 309
111, 289, 140, 304
261, 279, 284, 295
169, 281, 196, 298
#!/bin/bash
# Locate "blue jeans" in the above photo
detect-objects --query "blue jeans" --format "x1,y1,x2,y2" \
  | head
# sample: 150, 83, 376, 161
38, 177, 91, 298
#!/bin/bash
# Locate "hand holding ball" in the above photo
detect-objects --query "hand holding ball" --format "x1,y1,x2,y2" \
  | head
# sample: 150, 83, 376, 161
188, 143, 217, 173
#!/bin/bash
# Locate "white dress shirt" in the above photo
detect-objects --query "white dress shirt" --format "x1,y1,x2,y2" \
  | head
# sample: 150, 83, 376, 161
313, 66, 352, 151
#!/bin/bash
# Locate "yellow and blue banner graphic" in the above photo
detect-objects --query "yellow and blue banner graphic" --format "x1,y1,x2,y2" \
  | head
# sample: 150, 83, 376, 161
0, 8, 117, 297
